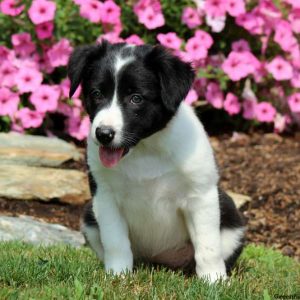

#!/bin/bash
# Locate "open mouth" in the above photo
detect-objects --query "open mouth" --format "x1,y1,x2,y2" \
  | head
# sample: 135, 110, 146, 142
99, 146, 129, 168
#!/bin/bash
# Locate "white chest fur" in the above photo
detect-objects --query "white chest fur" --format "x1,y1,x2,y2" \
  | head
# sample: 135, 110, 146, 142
87, 103, 219, 259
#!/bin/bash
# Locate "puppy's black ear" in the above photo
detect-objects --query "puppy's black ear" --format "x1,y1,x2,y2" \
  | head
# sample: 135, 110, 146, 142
145, 46, 195, 113
67, 42, 108, 98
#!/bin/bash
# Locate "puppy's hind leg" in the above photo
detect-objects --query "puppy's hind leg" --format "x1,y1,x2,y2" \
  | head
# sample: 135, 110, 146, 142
81, 201, 104, 260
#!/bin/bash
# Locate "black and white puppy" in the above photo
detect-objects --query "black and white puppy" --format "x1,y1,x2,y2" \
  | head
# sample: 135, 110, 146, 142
68, 42, 245, 283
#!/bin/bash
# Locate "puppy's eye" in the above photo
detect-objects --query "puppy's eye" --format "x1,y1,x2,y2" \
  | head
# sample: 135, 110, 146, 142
90, 89, 103, 99
130, 94, 143, 104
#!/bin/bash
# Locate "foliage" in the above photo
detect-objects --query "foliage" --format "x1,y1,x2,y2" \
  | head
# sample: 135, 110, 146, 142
0, 0, 300, 140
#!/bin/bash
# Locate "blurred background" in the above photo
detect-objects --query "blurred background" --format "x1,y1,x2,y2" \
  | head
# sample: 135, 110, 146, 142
0, 0, 299, 261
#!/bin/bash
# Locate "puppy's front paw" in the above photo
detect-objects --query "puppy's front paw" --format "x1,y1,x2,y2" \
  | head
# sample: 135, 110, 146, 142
105, 253, 133, 275
196, 262, 227, 284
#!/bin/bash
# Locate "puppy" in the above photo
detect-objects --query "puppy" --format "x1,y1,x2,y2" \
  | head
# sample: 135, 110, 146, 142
68, 42, 245, 283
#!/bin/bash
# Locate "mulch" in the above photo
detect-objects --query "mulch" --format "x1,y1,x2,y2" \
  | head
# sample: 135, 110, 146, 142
0, 133, 299, 261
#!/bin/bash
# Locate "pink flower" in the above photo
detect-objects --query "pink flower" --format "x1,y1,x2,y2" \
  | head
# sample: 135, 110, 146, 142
255, 102, 276, 123
79, 0, 102, 23
97, 32, 124, 44
242, 98, 256, 120
28, 0, 56, 25
0, 46, 10, 64
185, 89, 198, 105
47, 39, 73, 68
236, 12, 265, 35
195, 30, 213, 49
157, 32, 182, 50
274, 21, 297, 52
224, 93, 241, 115
16, 108, 44, 129
0, 87, 20, 117
288, 93, 300, 113
0, 61, 17, 88
60, 78, 81, 99
101, 0, 121, 24
181, 7, 202, 29
291, 69, 300, 88
30, 84, 60, 113
266, 56, 293, 81
289, 9, 300, 33
11, 32, 36, 57
231, 39, 250, 52
138, 7, 165, 29
15, 67, 43, 94
222, 51, 259, 81
205, 82, 224, 109
205, 0, 226, 17
35, 21, 54, 40
0, 0, 24, 16
185, 37, 208, 61
226, 0, 245, 17
125, 34, 144, 45
67, 115, 90, 140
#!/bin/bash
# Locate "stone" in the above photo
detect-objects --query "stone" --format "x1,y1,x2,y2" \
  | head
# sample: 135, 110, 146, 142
226, 191, 251, 208
0, 133, 83, 167
0, 164, 90, 204
0, 215, 85, 247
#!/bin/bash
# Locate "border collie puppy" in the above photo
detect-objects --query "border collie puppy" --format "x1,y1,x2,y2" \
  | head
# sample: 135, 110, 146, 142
68, 42, 245, 283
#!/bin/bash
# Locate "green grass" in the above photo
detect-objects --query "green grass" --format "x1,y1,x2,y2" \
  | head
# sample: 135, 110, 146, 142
0, 242, 299, 300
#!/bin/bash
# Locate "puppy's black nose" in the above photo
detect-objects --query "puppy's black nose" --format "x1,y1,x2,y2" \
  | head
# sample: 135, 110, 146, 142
96, 126, 115, 145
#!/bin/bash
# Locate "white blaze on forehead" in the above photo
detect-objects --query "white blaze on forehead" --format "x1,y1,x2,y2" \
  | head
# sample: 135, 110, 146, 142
91, 52, 135, 145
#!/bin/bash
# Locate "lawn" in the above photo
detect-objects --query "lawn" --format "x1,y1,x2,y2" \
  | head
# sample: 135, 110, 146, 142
0, 242, 299, 300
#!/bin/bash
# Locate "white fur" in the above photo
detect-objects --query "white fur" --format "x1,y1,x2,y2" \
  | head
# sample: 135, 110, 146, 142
221, 227, 245, 260
91, 55, 134, 145
87, 103, 243, 282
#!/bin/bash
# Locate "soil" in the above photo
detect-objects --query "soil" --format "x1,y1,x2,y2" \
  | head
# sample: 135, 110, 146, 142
0, 133, 299, 261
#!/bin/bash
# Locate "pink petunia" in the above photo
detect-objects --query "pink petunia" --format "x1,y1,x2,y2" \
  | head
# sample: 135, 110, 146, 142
30, 84, 60, 113
274, 114, 290, 133
138, 7, 165, 29
236, 12, 265, 35
255, 102, 276, 123
101, 0, 121, 24
185, 89, 198, 105
125, 34, 144, 45
222, 51, 259, 81
291, 69, 300, 88
35, 21, 54, 40
224, 93, 241, 115
205, 0, 226, 17
194, 30, 213, 49
231, 39, 250, 52
15, 67, 43, 94
266, 56, 293, 81
185, 37, 208, 61
0, 87, 20, 117
181, 7, 202, 29
0, 61, 17, 88
289, 9, 300, 33
16, 108, 44, 129
274, 20, 297, 53
205, 82, 224, 109
47, 39, 73, 68
11, 32, 36, 57
157, 32, 182, 50
226, 0, 245, 17
67, 115, 90, 140
79, 0, 102, 23
97, 32, 124, 44
0, 0, 24, 16
288, 93, 300, 113
0, 46, 10, 64
60, 78, 81, 99
28, 0, 56, 25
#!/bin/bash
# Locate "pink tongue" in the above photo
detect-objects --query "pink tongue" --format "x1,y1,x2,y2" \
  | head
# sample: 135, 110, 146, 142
99, 147, 124, 168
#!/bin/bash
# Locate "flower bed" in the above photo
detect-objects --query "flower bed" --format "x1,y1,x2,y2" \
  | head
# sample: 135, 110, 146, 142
0, 0, 299, 140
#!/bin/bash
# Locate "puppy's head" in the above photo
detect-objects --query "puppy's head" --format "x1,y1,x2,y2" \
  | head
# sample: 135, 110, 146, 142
68, 42, 194, 167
